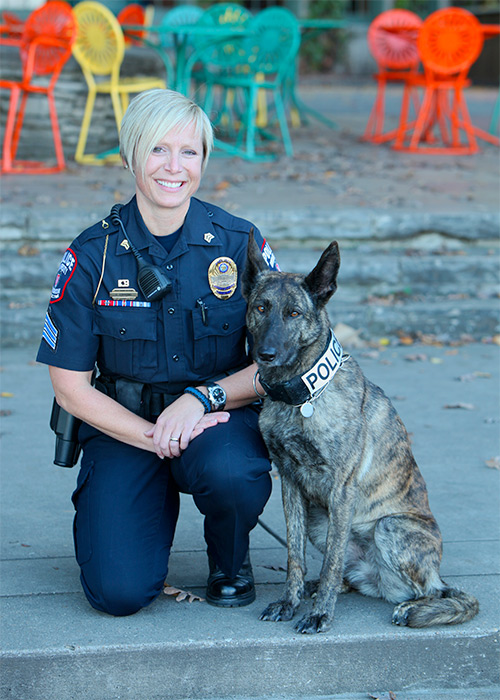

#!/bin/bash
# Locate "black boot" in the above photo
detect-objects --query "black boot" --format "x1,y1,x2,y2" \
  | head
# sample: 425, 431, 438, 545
206, 551, 255, 607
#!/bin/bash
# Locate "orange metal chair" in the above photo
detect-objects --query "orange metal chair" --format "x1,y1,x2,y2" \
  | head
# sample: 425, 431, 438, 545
363, 9, 423, 143
117, 3, 146, 47
0, 10, 25, 45
0, 1, 76, 174
393, 7, 490, 154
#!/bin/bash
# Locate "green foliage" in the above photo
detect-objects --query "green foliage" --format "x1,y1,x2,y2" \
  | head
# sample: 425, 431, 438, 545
300, 0, 347, 74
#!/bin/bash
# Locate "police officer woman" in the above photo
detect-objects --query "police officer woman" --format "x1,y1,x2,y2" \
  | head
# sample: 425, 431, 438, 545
36, 89, 279, 616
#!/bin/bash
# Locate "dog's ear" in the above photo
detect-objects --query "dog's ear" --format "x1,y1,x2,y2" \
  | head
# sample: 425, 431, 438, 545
242, 228, 269, 299
304, 241, 340, 307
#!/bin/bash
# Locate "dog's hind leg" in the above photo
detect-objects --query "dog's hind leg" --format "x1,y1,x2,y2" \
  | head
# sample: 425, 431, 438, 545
260, 475, 308, 622
373, 515, 479, 627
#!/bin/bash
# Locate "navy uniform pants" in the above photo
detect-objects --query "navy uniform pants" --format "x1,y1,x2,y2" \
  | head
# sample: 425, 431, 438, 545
73, 405, 272, 617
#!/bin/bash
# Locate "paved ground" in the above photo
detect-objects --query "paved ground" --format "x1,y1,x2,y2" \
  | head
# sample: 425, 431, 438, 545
1, 340, 499, 699
0, 82, 499, 699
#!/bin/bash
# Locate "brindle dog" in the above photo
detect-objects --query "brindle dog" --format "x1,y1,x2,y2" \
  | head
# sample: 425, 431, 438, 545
242, 233, 479, 634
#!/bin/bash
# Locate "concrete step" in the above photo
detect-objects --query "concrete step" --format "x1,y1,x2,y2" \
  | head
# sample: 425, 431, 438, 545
1, 242, 498, 346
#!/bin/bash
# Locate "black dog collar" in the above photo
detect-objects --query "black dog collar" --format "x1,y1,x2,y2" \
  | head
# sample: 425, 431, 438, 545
259, 330, 346, 410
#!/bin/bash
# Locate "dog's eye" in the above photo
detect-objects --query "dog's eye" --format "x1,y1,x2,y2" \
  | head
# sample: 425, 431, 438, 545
290, 310, 301, 318
257, 305, 265, 314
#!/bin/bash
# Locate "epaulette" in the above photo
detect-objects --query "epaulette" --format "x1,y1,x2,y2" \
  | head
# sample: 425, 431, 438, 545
199, 199, 254, 234
73, 216, 120, 246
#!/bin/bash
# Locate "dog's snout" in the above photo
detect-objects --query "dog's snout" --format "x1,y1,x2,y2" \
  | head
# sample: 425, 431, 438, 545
258, 348, 276, 363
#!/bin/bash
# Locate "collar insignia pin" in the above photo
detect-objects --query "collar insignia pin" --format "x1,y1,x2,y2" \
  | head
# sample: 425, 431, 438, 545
120, 239, 130, 250
204, 232, 215, 243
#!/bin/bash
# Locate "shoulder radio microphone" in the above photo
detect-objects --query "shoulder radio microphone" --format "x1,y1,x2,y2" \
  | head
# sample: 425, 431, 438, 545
110, 204, 172, 301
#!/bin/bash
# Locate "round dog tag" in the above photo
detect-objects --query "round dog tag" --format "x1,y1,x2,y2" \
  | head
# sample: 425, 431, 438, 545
300, 403, 314, 418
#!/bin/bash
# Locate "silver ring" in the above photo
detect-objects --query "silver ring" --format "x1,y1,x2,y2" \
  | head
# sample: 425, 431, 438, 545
169, 437, 180, 442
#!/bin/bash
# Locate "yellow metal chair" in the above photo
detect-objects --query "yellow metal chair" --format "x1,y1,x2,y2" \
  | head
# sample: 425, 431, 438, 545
72, 0, 165, 164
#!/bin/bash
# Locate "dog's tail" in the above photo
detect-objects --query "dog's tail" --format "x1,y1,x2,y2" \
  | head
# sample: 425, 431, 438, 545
392, 586, 479, 628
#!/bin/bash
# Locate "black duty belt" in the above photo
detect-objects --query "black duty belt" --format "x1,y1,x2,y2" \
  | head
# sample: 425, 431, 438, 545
95, 375, 182, 421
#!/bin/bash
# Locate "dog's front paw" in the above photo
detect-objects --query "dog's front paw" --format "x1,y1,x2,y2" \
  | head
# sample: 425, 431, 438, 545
260, 600, 297, 622
295, 612, 332, 634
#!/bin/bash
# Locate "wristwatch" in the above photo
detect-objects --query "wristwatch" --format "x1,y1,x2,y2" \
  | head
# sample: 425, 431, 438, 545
205, 382, 227, 412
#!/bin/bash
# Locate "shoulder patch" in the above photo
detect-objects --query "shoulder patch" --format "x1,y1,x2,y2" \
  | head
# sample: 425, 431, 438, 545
50, 248, 77, 304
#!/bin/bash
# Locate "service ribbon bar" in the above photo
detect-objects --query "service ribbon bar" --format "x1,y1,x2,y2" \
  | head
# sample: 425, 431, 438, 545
97, 300, 151, 307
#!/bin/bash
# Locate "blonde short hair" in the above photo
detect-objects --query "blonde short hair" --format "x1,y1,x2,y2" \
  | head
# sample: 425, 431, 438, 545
120, 89, 214, 177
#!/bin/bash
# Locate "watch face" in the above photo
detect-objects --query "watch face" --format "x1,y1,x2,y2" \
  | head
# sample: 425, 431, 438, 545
212, 387, 225, 402
208, 385, 226, 408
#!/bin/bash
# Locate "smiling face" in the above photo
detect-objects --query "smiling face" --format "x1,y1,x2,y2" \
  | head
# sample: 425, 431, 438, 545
134, 120, 204, 232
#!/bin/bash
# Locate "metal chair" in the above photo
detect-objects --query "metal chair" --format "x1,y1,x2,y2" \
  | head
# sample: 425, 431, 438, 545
0, 10, 25, 45
72, 1, 166, 165
117, 3, 146, 47
187, 3, 252, 106
363, 9, 423, 144
393, 7, 489, 154
201, 7, 301, 160
156, 4, 204, 88
0, 1, 76, 174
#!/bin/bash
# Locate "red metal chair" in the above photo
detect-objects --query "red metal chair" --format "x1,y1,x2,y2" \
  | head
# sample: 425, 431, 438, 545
0, 1, 76, 174
117, 3, 146, 47
363, 9, 423, 143
0, 10, 25, 45
393, 7, 490, 154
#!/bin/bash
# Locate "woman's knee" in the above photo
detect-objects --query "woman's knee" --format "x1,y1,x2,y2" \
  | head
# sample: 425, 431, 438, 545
81, 569, 163, 617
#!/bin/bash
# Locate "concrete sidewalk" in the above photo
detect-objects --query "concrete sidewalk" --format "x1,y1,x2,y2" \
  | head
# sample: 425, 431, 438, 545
1, 341, 499, 699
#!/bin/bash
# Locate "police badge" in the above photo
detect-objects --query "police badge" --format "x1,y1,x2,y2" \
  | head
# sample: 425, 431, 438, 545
208, 257, 238, 300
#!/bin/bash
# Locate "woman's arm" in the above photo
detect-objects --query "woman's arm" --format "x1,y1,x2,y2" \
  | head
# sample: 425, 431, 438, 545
49, 366, 229, 458
146, 362, 265, 456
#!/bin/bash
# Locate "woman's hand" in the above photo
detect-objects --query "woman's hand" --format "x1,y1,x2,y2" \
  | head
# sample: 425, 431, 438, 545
143, 394, 229, 459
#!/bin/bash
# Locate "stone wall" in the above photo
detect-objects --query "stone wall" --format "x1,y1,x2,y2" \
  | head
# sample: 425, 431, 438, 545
0, 44, 167, 162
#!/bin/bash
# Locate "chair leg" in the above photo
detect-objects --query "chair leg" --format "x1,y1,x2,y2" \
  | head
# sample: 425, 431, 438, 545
47, 91, 66, 171
409, 87, 435, 150
245, 86, 257, 160
274, 88, 293, 157
10, 89, 29, 162
1, 85, 20, 172
75, 88, 97, 163
110, 90, 124, 131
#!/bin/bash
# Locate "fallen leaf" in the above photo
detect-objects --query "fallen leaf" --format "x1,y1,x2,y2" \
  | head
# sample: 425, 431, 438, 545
492, 335, 500, 346
379, 338, 390, 346
485, 457, 500, 470
0, 392, 14, 398
18, 244, 39, 257
398, 335, 414, 346
443, 403, 475, 410
163, 584, 205, 603
262, 564, 286, 572
456, 372, 491, 382
405, 354, 427, 362
0, 410, 12, 417
215, 180, 231, 191
430, 357, 443, 364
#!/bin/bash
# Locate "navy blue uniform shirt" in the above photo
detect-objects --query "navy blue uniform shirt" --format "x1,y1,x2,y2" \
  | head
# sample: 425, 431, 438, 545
37, 197, 279, 392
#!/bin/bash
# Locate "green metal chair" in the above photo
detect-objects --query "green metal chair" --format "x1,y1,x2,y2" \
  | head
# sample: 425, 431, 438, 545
201, 7, 301, 160
186, 3, 252, 108
157, 4, 203, 88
